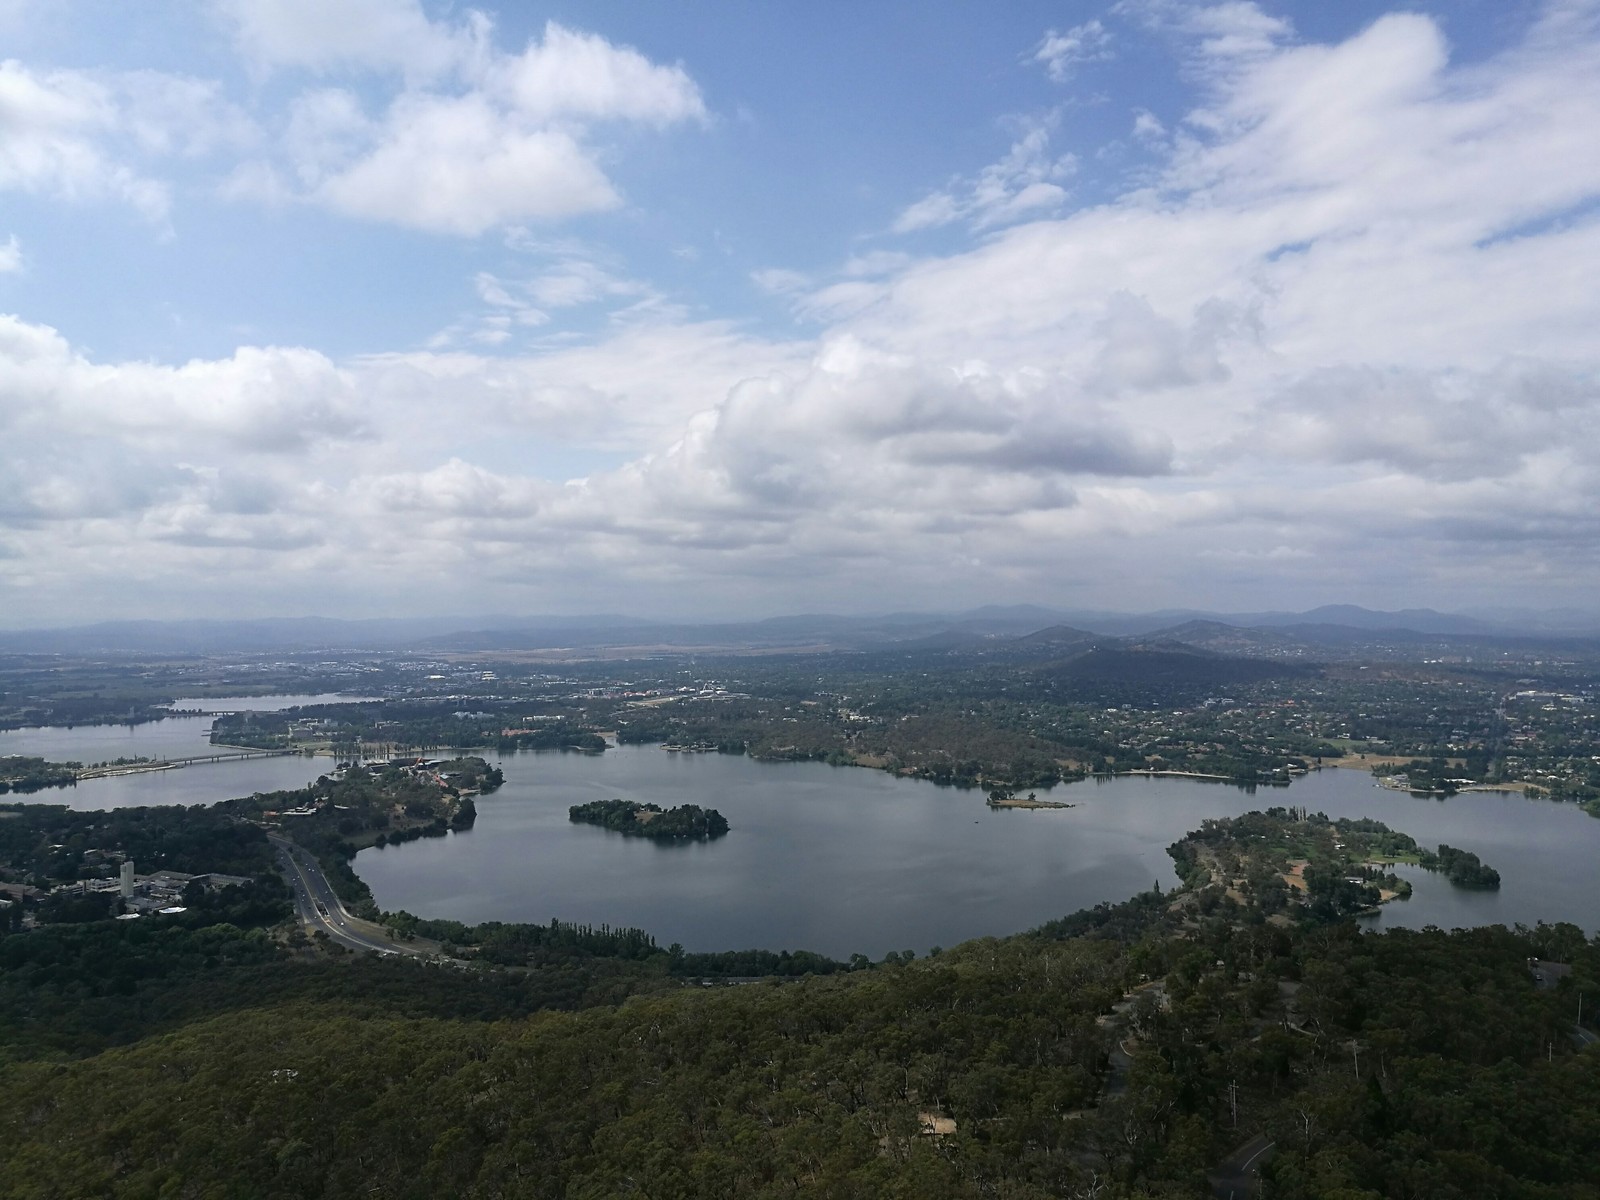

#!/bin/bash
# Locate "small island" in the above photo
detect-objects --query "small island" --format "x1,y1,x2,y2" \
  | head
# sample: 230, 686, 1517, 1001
1420, 843, 1501, 889
569, 799, 730, 842
986, 788, 1073, 810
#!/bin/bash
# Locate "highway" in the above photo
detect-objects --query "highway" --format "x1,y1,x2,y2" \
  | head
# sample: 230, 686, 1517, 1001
269, 833, 412, 956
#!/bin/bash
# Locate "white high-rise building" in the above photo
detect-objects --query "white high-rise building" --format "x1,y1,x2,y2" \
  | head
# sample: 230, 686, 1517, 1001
120, 860, 135, 898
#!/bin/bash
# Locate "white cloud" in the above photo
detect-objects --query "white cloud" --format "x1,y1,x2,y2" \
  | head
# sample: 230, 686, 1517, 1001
482, 22, 705, 126
893, 114, 1075, 233
1115, 0, 1294, 69
525, 259, 648, 309
440, 255, 656, 347
0, 61, 159, 220
0, 60, 255, 223
221, 15, 706, 236
1181, 2, 1294, 62
1131, 109, 1167, 143
1032, 20, 1114, 82
0, 235, 19, 272
315, 92, 619, 234
1251, 362, 1600, 479
0, 315, 364, 451
215, 0, 487, 80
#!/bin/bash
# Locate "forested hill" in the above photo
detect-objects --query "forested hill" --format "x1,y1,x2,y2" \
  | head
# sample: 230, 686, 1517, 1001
2, 888, 1596, 1196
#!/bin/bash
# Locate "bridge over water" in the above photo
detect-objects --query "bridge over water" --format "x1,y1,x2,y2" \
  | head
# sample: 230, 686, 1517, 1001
75, 748, 301, 779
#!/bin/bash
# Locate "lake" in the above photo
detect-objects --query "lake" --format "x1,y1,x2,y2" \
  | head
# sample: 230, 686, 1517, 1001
0, 695, 374, 808
357, 746, 1600, 960
8, 711, 1598, 957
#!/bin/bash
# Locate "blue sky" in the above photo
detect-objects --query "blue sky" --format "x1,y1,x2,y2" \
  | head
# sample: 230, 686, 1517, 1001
1, 0, 1597, 623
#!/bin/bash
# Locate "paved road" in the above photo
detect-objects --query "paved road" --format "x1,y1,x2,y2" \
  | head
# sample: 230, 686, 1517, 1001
270, 834, 409, 956
1210, 1133, 1275, 1199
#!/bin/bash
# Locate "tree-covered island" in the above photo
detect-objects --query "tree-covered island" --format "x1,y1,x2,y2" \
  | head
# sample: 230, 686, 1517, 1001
1166, 808, 1502, 921
1420, 843, 1502, 888
569, 798, 730, 841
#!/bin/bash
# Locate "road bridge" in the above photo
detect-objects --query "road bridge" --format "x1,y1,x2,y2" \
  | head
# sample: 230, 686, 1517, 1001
75, 748, 301, 778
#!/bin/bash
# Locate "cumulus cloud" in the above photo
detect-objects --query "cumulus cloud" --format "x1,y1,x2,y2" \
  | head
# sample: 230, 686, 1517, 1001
480, 23, 706, 127
0, 315, 363, 451
314, 94, 619, 234
222, 12, 706, 235
0, 60, 250, 221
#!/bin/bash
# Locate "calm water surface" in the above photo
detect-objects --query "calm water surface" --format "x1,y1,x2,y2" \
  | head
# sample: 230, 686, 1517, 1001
357, 747, 1600, 959
0, 695, 370, 808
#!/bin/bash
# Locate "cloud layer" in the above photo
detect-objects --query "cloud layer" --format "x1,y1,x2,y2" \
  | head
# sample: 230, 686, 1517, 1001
4, 3, 1600, 621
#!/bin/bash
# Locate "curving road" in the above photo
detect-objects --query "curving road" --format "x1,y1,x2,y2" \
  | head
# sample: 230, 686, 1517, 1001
270, 833, 412, 956
1210, 1133, 1275, 1199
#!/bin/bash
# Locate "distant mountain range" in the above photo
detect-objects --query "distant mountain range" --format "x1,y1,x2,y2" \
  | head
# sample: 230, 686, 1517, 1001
1, 603, 1597, 656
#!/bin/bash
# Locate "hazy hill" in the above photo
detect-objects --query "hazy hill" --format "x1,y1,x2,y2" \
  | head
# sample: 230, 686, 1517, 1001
1136, 619, 1313, 657
3, 602, 1593, 656
1038, 641, 1306, 687
1012, 624, 1102, 648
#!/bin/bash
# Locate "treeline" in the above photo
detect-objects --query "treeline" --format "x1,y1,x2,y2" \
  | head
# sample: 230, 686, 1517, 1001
0, 694, 173, 731
496, 726, 607, 753
0, 919, 673, 1065
210, 700, 608, 755
568, 798, 730, 841
381, 911, 846, 978
1384, 756, 1467, 793
608, 677, 1347, 793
